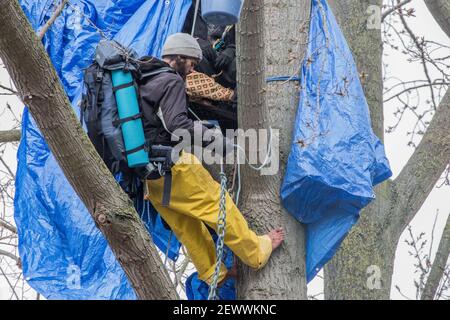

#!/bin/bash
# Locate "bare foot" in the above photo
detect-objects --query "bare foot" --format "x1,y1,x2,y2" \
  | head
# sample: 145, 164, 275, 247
267, 227, 285, 251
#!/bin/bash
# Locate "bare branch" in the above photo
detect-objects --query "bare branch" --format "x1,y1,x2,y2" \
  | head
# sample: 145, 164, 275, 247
384, 81, 450, 103
422, 213, 450, 300
398, 6, 438, 110
0, 155, 15, 179
0, 84, 17, 95
0, 265, 20, 300
0, 249, 19, 264
382, 0, 413, 22
37, 0, 68, 40
390, 89, 450, 233
0, 130, 21, 143
0, 218, 17, 234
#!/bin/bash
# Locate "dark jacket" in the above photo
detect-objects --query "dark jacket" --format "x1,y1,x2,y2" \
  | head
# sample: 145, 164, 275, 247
137, 58, 208, 147
195, 26, 237, 89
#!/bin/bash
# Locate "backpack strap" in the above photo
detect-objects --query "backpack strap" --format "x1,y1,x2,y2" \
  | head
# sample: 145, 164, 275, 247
93, 69, 104, 113
124, 143, 146, 156
112, 112, 143, 127
112, 81, 134, 93
161, 171, 172, 207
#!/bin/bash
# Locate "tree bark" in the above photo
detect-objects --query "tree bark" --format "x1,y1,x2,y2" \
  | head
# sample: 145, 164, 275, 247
329, 0, 384, 140
424, 0, 450, 38
325, 0, 450, 300
236, 0, 310, 299
0, 0, 178, 300
0, 130, 21, 143
421, 214, 450, 300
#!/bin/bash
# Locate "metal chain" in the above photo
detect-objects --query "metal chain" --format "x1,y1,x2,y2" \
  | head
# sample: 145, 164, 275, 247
208, 163, 228, 300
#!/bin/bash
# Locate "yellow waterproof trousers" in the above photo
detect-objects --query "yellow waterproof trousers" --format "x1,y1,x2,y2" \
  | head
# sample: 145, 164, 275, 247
145, 152, 272, 284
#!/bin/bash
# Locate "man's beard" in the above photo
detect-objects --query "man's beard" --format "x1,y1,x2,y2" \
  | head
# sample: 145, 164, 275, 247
174, 57, 188, 80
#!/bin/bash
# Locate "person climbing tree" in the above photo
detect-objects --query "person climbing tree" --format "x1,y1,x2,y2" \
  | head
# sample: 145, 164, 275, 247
140, 33, 285, 286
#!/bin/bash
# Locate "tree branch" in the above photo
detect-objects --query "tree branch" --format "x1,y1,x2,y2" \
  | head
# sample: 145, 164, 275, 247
37, 0, 68, 40
390, 89, 450, 233
381, 0, 413, 22
421, 213, 450, 300
0, 249, 19, 264
0, 219, 17, 234
0, 84, 17, 95
0, 0, 178, 300
0, 265, 20, 300
424, 0, 450, 38
0, 155, 15, 178
0, 130, 21, 143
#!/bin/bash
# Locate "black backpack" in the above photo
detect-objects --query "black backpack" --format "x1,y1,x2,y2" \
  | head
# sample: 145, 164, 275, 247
80, 40, 173, 198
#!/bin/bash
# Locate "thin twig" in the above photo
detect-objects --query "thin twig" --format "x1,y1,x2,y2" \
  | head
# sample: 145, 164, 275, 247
0, 156, 15, 179
37, 0, 68, 40
0, 249, 19, 264
381, 0, 413, 22
0, 265, 20, 300
0, 218, 17, 234
0, 84, 17, 95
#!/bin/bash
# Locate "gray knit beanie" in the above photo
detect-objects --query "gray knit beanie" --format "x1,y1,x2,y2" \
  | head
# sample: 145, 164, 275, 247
161, 33, 203, 61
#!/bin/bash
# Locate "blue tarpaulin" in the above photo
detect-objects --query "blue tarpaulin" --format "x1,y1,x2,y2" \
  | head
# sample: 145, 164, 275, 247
281, 0, 392, 282
185, 232, 236, 300
15, 0, 191, 300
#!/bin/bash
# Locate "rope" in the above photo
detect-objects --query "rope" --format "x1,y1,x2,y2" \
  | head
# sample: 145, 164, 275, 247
208, 162, 228, 300
234, 127, 274, 171
266, 76, 301, 83
164, 231, 174, 267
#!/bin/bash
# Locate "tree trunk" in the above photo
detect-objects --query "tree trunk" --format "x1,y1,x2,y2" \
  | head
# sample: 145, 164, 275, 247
421, 214, 450, 300
236, 0, 310, 299
324, 0, 394, 299
325, 0, 450, 300
0, 0, 178, 300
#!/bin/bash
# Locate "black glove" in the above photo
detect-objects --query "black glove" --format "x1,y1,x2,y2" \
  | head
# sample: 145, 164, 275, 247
197, 38, 217, 63
215, 46, 235, 71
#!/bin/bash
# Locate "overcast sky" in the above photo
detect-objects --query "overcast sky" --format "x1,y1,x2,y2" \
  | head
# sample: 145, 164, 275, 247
0, 0, 449, 300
